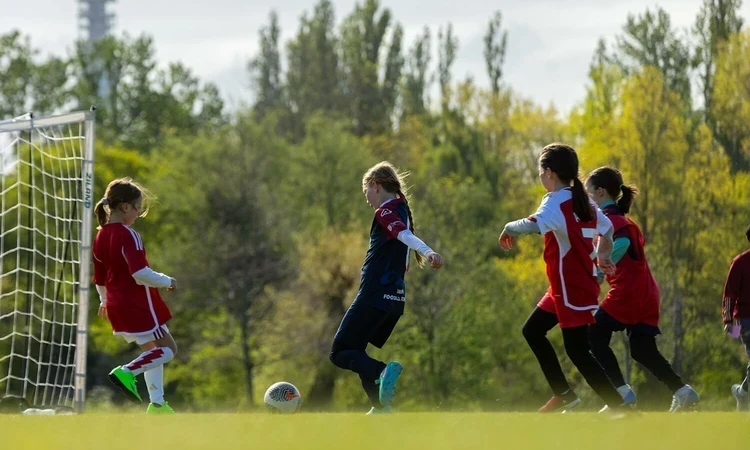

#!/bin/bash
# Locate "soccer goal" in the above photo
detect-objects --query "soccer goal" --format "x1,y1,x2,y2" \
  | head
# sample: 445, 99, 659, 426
0, 110, 95, 413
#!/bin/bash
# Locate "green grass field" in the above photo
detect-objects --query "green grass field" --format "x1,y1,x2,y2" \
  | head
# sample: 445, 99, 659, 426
2, 412, 749, 450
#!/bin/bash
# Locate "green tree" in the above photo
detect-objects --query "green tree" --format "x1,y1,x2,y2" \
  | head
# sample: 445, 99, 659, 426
249, 11, 284, 120
484, 11, 508, 95
149, 121, 290, 406
693, 0, 743, 116
437, 24, 458, 112
611, 7, 692, 107
71, 34, 225, 151
0, 31, 69, 118
340, 0, 403, 135
402, 27, 432, 117
709, 30, 750, 171
285, 0, 344, 138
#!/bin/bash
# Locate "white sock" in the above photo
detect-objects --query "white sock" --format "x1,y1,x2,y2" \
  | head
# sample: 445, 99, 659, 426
616, 384, 632, 398
124, 347, 174, 376
144, 365, 165, 405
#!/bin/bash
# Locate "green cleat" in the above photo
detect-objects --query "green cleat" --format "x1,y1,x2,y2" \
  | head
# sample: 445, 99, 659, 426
366, 405, 392, 415
108, 366, 142, 403
146, 402, 175, 414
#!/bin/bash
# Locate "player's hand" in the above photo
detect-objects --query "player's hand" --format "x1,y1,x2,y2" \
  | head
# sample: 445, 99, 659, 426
427, 252, 443, 269
98, 304, 108, 322
168, 277, 177, 292
598, 257, 616, 275
498, 228, 514, 251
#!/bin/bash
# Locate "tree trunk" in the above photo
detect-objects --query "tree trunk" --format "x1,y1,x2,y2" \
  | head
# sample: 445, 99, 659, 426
305, 292, 346, 409
239, 308, 254, 406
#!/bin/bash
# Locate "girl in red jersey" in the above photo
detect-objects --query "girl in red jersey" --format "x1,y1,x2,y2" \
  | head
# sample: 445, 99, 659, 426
585, 167, 699, 412
498, 144, 624, 413
93, 178, 177, 414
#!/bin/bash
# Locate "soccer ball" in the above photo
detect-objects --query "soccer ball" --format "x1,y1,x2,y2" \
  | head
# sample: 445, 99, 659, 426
264, 382, 302, 413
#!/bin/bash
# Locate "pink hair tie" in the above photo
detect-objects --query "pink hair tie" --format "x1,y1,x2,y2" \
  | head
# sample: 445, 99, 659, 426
101, 198, 109, 205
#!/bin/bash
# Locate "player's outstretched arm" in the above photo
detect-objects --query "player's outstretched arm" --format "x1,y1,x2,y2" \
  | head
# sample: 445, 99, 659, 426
498, 218, 540, 250
397, 230, 443, 269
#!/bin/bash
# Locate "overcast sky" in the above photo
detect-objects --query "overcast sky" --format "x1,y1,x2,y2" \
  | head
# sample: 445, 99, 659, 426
3, 0, 748, 114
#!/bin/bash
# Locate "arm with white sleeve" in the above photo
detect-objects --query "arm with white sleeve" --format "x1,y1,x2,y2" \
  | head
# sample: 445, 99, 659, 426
132, 267, 173, 288
502, 218, 541, 237
397, 229, 435, 257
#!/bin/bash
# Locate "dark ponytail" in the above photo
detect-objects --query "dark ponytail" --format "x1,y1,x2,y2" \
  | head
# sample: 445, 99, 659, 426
618, 185, 639, 214
398, 189, 425, 267
586, 166, 639, 214
95, 200, 109, 229
571, 177, 594, 222
540, 143, 594, 222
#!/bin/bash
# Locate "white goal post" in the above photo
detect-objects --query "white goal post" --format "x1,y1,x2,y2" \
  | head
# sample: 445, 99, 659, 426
0, 110, 95, 413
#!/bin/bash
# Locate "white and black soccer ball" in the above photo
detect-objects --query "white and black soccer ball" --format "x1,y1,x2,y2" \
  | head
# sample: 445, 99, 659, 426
264, 382, 302, 413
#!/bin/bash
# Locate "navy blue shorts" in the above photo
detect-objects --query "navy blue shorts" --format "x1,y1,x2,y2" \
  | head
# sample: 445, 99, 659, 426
594, 308, 661, 337
333, 301, 401, 350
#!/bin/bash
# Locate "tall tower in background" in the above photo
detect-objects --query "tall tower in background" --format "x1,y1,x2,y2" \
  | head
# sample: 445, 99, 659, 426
78, 0, 117, 99
78, 0, 116, 41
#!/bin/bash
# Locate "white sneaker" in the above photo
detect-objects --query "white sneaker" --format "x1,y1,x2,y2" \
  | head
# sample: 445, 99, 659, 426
670, 385, 700, 412
731, 384, 750, 411
366, 405, 393, 415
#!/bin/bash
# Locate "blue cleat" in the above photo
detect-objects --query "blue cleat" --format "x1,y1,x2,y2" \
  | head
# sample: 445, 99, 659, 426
670, 385, 700, 412
378, 361, 403, 406
621, 387, 637, 407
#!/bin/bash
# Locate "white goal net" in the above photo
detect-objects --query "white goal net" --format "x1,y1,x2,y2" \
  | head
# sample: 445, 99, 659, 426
0, 110, 95, 413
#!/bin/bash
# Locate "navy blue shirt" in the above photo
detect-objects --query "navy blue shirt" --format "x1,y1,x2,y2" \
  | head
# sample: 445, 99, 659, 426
355, 197, 410, 315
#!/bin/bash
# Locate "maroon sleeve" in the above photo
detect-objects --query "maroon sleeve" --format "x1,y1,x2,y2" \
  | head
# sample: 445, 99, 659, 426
375, 206, 408, 240
723, 257, 743, 323
121, 228, 149, 274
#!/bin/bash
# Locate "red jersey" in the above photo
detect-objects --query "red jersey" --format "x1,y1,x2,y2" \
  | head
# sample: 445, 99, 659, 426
599, 205, 660, 326
531, 188, 612, 314
92, 223, 172, 334
723, 250, 750, 321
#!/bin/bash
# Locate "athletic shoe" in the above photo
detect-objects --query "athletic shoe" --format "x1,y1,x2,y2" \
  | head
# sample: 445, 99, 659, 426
599, 385, 637, 413
539, 391, 581, 413
146, 401, 175, 414
366, 405, 393, 415
108, 366, 142, 403
731, 384, 750, 412
669, 385, 700, 412
378, 361, 403, 406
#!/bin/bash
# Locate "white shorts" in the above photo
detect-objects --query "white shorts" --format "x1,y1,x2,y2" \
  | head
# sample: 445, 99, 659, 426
118, 325, 170, 345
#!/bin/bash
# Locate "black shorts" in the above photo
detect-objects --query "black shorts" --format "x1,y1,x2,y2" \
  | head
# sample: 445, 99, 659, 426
333, 301, 401, 349
594, 308, 661, 337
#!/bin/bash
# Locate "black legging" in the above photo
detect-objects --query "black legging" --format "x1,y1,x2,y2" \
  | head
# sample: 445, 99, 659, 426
522, 307, 623, 406
588, 322, 685, 393
329, 303, 397, 408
